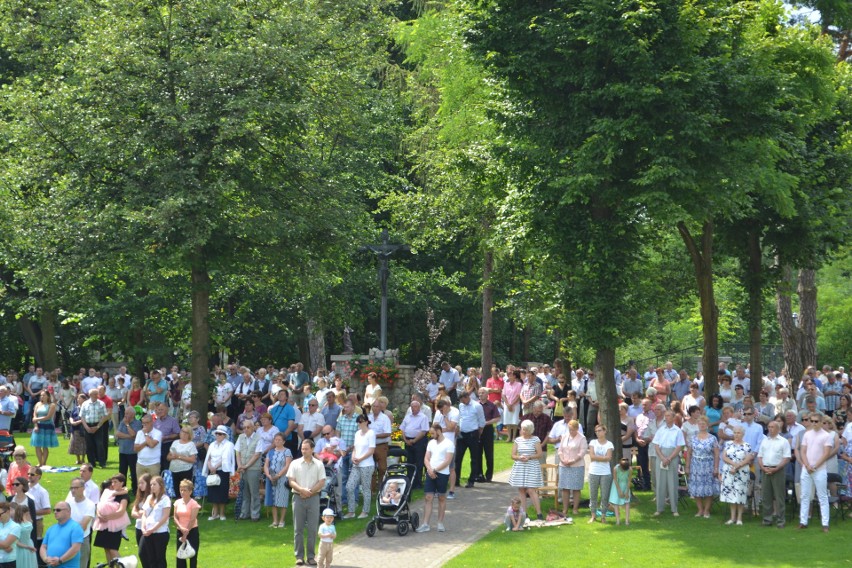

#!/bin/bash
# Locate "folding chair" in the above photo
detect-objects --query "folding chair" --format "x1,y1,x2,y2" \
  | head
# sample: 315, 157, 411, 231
539, 463, 560, 507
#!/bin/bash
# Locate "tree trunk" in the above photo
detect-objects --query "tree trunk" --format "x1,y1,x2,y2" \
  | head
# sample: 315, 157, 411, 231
306, 317, 327, 374
594, 348, 621, 467
776, 264, 804, 386
190, 254, 211, 417
678, 221, 719, 399
798, 268, 817, 368
132, 327, 147, 383
17, 315, 45, 367
480, 249, 494, 373
39, 306, 59, 371
523, 325, 531, 363
745, 231, 762, 382
509, 318, 516, 361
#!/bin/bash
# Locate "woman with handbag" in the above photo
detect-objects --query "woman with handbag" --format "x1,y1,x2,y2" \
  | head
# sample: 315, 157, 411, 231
202, 425, 236, 521
173, 479, 200, 568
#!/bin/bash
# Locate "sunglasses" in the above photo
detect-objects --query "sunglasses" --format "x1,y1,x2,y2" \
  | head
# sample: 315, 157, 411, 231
12, 483, 21, 487
53, 508, 68, 513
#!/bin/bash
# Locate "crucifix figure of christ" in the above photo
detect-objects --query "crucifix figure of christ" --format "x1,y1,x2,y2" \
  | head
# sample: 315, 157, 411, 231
360, 229, 409, 351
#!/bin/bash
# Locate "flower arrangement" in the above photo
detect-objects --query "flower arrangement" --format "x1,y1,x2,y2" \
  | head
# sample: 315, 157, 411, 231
391, 425, 403, 443
352, 360, 400, 385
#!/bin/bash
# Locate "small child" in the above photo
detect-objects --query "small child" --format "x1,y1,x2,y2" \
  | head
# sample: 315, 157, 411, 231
608, 458, 632, 526
380, 481, 401, 506
504, 497, 527, 531
317, 437, 342, 465
566, 390, 578, 415
14, 504, 38, 567
317, 508, 337, 568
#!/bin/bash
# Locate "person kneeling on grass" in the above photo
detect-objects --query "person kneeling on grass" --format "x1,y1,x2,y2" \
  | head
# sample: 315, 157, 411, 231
504, 497, 527, 531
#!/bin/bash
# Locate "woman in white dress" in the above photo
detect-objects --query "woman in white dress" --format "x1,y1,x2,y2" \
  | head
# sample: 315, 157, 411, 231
508, 419, 543, 521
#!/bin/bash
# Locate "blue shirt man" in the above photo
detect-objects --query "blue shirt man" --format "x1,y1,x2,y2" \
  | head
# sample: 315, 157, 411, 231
41, 502, 84, 568
0, 387, 15, 431
270, 391, 296, 441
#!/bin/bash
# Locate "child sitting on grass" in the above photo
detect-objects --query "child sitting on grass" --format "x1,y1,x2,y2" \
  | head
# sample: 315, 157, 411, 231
504, 496, 527, 531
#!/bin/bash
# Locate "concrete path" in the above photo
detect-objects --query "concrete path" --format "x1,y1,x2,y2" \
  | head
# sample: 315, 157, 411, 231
331, 469, 513, 568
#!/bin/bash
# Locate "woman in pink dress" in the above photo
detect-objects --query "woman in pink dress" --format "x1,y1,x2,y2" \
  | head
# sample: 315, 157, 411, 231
502, 369, 523, 442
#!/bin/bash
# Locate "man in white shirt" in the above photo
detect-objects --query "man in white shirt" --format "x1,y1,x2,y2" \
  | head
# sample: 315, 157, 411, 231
439, 362, 460, 405
298, 399, 326, 444
67, 476, 96, 568
65, 463, 100, 506
81, 369, 102, 394
133, 414, 163, 478
433, 399, 459, 499
651, 410, 685, 516
27, 467, 51, 546
400, 400, 430, 489
368, 398, 392, 493
757, 420, 791, 527
731, 365, 751, 395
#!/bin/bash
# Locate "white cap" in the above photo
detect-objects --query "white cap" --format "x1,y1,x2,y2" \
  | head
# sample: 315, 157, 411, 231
322, 508, 335, 517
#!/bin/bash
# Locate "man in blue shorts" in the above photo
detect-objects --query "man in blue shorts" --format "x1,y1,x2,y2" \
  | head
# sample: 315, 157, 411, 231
416, 423, 455, 533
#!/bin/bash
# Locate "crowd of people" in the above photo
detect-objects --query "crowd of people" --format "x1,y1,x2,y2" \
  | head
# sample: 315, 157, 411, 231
0, 359, 850, 567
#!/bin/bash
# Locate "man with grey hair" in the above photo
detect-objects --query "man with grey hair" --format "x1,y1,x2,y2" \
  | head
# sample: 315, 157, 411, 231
115, 407, 142, 493
521, 400, 553, 464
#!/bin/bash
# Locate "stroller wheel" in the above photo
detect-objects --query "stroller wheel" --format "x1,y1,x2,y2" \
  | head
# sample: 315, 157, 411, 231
411, 512, 420, 530
376, 520, 384, 531
397, 520, 409, 536
366, 521, 377, 537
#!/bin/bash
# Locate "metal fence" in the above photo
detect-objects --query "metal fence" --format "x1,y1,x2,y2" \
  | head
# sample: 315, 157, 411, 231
621, 343, 785, 375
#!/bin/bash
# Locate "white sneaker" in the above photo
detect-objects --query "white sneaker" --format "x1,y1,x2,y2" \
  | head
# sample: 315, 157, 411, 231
415, 524, 431, 533
219, 516, 226, 521
208, 515, 218, 521
437, 523, 445, 532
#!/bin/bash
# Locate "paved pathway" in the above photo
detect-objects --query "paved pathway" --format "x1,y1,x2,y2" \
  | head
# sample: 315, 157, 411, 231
331, 468, 513, 568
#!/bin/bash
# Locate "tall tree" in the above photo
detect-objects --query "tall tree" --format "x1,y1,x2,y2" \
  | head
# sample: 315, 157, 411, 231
0, 0, 394, 411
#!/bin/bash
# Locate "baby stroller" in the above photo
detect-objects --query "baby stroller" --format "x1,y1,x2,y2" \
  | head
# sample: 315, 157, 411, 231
365, 462, 419, 537
319, 463, 341, 519
0, 430, 15, 470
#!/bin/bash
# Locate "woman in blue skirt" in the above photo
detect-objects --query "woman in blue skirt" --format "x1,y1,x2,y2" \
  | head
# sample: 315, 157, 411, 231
30, 390, 59, 467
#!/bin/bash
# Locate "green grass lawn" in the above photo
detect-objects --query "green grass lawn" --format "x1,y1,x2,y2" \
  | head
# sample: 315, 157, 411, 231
10, 431, 374, 567
447, 479, 851, 568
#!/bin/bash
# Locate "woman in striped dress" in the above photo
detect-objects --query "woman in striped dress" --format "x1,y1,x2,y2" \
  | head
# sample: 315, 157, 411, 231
509, 419, 543, 520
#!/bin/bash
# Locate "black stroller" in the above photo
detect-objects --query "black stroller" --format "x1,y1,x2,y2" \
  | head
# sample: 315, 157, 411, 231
366, 462, 419, 537
319, 463, 341, 519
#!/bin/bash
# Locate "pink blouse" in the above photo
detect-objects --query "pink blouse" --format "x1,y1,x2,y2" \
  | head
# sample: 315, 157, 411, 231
173, 497, 200, 531
502, 381, 523, 406
558, 432, 588, 466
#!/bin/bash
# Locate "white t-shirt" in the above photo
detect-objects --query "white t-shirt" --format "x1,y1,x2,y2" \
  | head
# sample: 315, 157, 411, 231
842, 422, 852, 443
68, 497, 96, 537
368, 412, 391, 445
299, 411, 326, 434
588, 439, 614, 476
352, 429, 376, 469
135, 428, 163, 466
427, 437, 455, 475
433, 407, 459, 443
142, 495, 171, 533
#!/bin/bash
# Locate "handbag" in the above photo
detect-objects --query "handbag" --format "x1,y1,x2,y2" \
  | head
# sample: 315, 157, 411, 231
206, 473, 221, 486
177, 540, 196, 560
